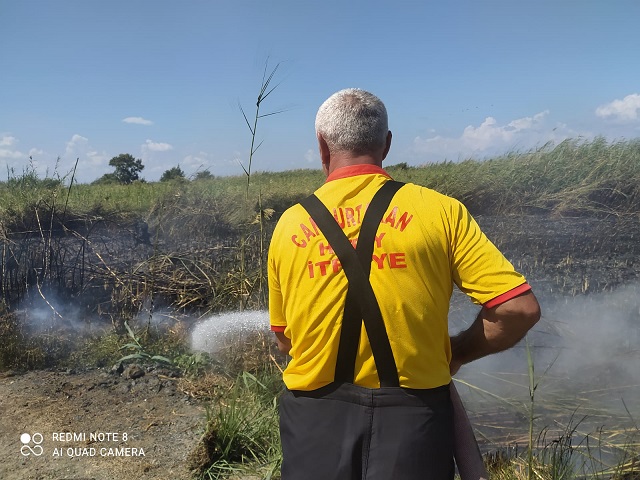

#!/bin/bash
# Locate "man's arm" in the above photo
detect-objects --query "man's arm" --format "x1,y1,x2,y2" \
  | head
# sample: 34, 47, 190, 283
274, 331, 292, 355
449, 290, 541, 375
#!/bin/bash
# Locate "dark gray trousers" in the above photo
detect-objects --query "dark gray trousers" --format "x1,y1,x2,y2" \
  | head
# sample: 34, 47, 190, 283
279, 382, 455, 480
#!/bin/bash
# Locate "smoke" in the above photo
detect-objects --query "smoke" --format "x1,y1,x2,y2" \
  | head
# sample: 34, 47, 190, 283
9, 290, 107, 368
538, 282, 639, 382
16, 289, 89, 334
454, 282, 640, 416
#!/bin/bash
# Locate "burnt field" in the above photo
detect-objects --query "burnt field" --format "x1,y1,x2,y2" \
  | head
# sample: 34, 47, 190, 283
3, 209, 638, 405
482, 214, 640, 296
0, 209, 639, 479
2, 207, 639, 400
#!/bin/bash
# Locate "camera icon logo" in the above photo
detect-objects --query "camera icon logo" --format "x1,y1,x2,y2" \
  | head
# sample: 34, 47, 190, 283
20, 433, 44, 456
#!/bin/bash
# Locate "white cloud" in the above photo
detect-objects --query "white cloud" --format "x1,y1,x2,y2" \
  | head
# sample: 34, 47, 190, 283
122, 116, 154, 126
184, 152, 241, 174
65, 134, 89, 157
174, 150, 249, 178
1, 135, 17, 147
595, 94, 640, 122
143, 139, 173, 152
64, 134, 110, 171
139, 140, 176, 179
0, 148, 24, 159
0, 135, 25, 159
412, 111, 582, 162
1, 134, 112, 183
183, 152, 211, 169
304, 148, 319, 164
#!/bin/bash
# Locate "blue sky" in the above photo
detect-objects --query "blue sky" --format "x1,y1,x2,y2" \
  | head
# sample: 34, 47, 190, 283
1, 1, 640, 184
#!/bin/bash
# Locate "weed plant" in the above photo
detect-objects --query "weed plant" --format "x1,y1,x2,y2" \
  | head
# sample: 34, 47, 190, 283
190, 370, 283, 480
188, 326, 286, 478
118, 320, 173, 365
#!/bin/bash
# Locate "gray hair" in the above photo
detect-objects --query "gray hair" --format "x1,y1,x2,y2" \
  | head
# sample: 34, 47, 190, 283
315, 88, 388, 155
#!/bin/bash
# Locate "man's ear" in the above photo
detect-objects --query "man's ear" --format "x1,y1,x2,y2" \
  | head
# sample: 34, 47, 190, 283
382, 130, 392, 160
318, 133, 331, 175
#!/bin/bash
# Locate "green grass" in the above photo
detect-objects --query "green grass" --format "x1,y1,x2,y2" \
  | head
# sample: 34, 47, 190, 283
3, 137, 639, 223
387, 136, 640, 216
189, 370, 283, 480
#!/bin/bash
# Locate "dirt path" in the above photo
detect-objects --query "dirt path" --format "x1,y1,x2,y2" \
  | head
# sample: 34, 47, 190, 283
0, 367, 206, 480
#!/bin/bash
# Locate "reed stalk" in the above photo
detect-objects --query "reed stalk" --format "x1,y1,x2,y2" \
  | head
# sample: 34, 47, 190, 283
236, 58, 284, 309
526, 337, 536, 480
238, 59, 284, 199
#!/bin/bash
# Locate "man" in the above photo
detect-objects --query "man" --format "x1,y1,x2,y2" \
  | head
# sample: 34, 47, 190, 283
268, 88, 540, 480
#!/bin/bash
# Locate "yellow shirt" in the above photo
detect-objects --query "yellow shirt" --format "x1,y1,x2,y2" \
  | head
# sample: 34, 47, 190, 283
268, 165, 528, 391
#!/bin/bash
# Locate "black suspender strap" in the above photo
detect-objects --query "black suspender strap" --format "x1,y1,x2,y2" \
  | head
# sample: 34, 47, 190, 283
299, 180, 404, 388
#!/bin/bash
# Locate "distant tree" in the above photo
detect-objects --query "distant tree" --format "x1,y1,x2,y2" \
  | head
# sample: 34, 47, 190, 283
160, 165, 185, 182
393, 162, 409, 170
92, 173, 118, 185
108, 153, 144, 184
194, 170, 214, 180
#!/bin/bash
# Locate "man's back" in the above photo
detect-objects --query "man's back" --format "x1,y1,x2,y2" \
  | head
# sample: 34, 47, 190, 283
269, 165, 527, 391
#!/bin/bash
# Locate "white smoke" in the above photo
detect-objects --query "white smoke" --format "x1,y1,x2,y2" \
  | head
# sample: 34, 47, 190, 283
16, 289, 87, 333
453, 282, 640, 417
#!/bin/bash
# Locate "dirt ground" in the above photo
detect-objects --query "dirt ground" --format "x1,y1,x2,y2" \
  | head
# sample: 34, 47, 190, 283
0, 366, 206, 480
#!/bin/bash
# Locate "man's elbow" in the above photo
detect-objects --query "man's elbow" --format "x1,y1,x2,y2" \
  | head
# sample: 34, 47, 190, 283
506, 291, 541, 341
519, 292, 541, 329
490, 290, 542, 340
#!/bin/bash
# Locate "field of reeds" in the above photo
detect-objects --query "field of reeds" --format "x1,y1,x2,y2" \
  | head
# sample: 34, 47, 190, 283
1, 136, 639, 479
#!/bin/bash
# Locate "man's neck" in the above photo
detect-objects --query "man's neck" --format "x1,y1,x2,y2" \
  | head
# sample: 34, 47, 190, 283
325, 154, 382, 176
325, 164, 390, 183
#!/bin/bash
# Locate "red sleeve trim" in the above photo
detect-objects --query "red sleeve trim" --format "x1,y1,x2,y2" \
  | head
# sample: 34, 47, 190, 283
484, 283, 532, 309
270, 325, 286, 333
